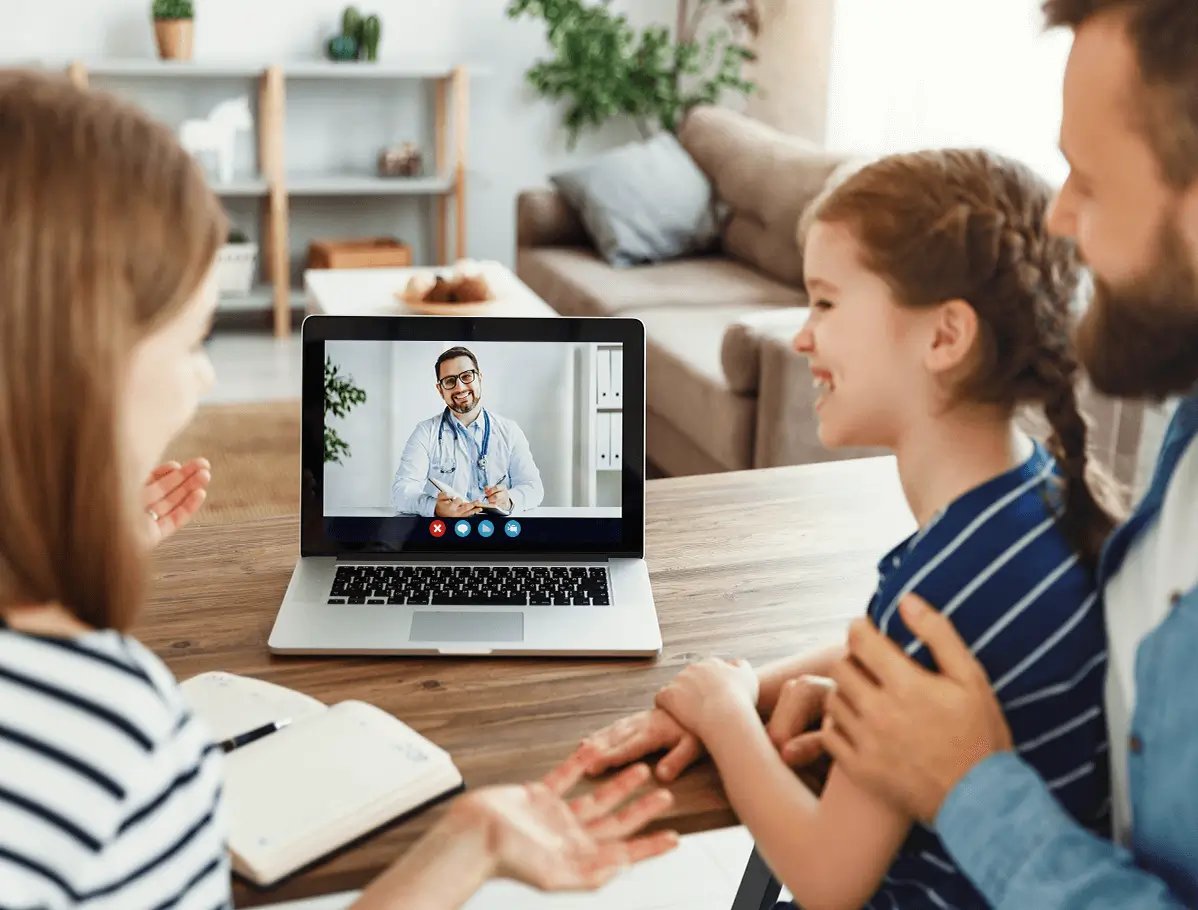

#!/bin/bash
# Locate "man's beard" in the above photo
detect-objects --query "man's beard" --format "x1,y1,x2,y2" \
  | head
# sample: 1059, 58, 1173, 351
1076, 217, 1198, 400
449, 389, 479, 414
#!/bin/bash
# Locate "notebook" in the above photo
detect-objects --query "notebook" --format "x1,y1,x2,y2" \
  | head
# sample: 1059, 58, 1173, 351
180, 671, 464, 887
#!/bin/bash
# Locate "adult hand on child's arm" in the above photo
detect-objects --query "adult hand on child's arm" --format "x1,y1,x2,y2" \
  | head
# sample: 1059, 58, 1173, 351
823, 596, 1013, 824
577, 709, 705, 782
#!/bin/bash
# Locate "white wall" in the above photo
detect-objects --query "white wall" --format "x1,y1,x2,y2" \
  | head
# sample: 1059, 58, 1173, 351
0, 0, 675, 269
824, 0, 1072, 181
323, 339, 581, 510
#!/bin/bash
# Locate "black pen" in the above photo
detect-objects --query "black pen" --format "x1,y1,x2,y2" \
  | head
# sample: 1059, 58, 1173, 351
219, 718, 292, 754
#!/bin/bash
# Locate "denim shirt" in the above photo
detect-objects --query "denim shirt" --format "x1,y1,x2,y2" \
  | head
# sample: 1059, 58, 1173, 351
935, 389, 1198, 908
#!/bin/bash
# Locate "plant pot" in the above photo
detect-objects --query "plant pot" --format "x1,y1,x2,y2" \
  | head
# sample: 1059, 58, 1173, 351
154, 19, 194, 61
214, 242, 258, 294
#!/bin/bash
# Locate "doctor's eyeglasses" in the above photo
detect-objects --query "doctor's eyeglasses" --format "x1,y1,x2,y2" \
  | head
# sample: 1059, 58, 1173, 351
437, 369, 479, 391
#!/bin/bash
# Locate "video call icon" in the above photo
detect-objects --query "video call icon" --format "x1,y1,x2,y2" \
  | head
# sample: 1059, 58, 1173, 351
504, 519, 521, 538
429, 520, 446, 538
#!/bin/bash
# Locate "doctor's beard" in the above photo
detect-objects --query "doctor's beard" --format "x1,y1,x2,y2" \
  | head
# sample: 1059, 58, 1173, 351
449, 387, 479, 415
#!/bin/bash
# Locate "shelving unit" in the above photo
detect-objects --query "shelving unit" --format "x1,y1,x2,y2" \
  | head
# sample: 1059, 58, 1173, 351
62, 59, 470, 337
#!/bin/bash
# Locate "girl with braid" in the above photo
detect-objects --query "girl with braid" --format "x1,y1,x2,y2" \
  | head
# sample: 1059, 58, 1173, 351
578, 148, 1121, 909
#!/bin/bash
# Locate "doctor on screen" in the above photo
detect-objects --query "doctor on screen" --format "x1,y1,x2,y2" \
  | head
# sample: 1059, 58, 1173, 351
391, 346, 545, 518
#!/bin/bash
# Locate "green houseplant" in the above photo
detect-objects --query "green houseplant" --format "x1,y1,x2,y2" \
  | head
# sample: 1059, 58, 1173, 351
152, 0, 195, 60
508, 0, 759, 147
324, 357, 367, 464
327, 5, 383, 62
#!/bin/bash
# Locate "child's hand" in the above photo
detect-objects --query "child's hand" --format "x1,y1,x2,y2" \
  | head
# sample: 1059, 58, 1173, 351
654, 659, 759, 740
575, 709, 705, 782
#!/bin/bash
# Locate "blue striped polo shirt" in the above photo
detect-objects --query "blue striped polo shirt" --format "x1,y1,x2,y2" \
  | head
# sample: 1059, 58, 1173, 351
853, 441, 1110, 908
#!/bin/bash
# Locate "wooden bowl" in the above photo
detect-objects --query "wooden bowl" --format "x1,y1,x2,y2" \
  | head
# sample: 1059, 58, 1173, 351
398, 293, 500, 316
395, 276, 501, 315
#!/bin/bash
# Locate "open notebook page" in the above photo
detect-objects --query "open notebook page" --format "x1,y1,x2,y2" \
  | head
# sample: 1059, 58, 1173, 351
181, 671, 326, 741
222, 700, 462, 885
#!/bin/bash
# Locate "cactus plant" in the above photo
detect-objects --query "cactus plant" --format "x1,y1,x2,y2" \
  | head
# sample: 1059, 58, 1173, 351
327, 33, 358, 61
361, 14, 381, 61
152, 0, 193, 19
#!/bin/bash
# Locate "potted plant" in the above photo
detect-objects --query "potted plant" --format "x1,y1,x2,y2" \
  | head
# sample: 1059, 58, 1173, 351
214, 227, 258, 297
508, 0, 759, 147
324, 357, 367, 464
326, 6, 383, 62
152, 0, 195, 61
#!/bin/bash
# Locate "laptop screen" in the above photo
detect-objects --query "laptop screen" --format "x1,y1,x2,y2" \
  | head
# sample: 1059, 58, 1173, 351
302, 317, 644, 557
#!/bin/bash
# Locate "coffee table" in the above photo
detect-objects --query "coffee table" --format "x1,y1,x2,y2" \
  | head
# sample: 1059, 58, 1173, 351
304, 260, 558, 318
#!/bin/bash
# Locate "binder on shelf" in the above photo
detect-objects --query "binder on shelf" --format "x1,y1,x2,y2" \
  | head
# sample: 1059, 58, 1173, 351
610, 412, 622, 469
611, 348, 623, 407
596, 349, 612, 407
595, 412, 611, 469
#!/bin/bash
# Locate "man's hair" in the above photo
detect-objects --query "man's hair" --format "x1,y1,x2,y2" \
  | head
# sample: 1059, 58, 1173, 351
1044, 0, 1198, 187
434, 346, 480, 380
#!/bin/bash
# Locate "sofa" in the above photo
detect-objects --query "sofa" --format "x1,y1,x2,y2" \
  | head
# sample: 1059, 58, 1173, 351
515, 106, 1146, 490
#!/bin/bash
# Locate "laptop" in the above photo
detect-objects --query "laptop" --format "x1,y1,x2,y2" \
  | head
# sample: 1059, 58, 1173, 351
268, 314, 662, 656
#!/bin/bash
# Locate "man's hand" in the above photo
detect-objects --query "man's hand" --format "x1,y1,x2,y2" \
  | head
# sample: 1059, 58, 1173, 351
457, 756, 678, 890
143, 458, 211, 547
654, 658, 759, 741
766, 675, 831, 768
576, 709, 705, 783
435, 492, 483, 518
822, 595, 1014, 824
484, 484, 512, 512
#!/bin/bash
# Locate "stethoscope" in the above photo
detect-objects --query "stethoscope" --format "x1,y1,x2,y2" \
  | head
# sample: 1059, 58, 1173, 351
436, 407, 491, 494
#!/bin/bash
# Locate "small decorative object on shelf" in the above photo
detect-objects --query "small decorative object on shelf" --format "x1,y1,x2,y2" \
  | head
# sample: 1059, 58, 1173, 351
178, 96, 252, 184
215, 227, 258, 295
151, 0, 195, 61
327, 5, 383, 62
361, 14, 382, 61
377, 142, 423, 178
308, 237, 411, 270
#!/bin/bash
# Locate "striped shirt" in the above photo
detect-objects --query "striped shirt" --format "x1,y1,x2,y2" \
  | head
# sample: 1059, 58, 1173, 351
858, 442, 1109, 909
0, 618, 230, 909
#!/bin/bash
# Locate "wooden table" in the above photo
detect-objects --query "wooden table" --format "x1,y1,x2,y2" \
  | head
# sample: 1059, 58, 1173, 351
304, 260, 558, 318
139, 457, 913, 906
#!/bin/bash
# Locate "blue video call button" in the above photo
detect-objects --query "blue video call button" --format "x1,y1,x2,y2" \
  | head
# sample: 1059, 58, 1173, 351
504, 519, 521, 538
454, 520, 472, 538
478, 519, 495, 538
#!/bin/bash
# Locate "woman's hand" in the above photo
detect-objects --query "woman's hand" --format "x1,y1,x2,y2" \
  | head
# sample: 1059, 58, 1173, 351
576, 709, 706, 782
460, 755, 679, 890
142, 458, 211, 547
352, 755, 678, 910
654, 658, 759, 741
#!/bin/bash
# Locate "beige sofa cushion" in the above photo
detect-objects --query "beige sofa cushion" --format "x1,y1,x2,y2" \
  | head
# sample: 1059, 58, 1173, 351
678, 106, 851, 287
722, 306, 812, 394
517, 248, 805, 317
624, 304, 772, 471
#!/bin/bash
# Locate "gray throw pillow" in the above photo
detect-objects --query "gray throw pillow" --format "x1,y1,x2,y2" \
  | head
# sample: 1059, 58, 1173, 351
550, 132, 720, 268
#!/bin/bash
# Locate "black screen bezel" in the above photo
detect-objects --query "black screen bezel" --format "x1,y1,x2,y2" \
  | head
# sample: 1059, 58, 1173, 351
301, 314, 646, 559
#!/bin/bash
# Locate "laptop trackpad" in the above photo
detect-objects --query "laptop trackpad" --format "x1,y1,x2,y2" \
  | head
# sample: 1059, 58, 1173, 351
410, 611, 524, 642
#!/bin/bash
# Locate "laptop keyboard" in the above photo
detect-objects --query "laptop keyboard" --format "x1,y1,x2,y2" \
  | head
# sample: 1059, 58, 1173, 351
327, 565, 611, 607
